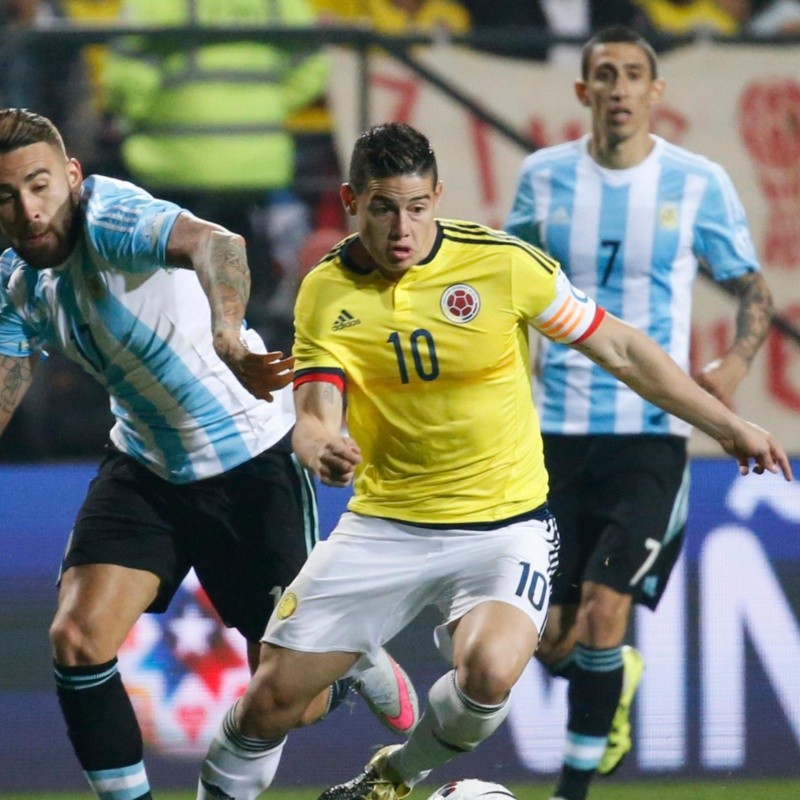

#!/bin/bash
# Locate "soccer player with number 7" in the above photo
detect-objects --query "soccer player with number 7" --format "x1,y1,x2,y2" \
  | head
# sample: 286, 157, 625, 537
506, 25, 779, 800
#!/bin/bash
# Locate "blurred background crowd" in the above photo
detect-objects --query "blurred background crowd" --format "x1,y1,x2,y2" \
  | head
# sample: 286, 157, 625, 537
0, 0, 797, 461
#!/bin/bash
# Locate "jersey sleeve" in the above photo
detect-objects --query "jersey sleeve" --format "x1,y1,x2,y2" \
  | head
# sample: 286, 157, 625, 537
292, 271, 346, 391
82, 176, 184, 272
695, 163, 760, 281
0, 302, 31, 357
505, 157, 544, 247
528, 265, 606, 345
0, 253, 34, 358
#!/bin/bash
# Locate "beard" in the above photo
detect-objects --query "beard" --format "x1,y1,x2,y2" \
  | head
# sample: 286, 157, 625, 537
15, 190, 81, 269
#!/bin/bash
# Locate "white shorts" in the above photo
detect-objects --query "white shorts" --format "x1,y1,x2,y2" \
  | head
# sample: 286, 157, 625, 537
264, 510, 559, 665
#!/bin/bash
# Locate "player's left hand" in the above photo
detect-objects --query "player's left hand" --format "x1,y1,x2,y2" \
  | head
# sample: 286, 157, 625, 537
214, 329, 294, 401
694, 354, 748, 408
230, 350, 295, 402
721, 420, 793, 481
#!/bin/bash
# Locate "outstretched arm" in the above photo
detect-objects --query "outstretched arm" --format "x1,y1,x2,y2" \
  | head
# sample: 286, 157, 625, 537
293, 381, 361, 487
694, 271, 773, 407
165, 212, 293, 401
574, 313, 792, 480
0, 353, 36, 436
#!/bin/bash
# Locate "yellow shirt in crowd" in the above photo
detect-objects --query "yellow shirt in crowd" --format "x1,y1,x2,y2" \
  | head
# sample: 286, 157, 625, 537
312, 0, 471, 34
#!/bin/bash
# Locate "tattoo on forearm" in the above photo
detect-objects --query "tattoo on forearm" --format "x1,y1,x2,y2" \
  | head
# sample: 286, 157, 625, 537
0, 355, 33, 417
725, 272, 773, 366
205, 232, 251, 330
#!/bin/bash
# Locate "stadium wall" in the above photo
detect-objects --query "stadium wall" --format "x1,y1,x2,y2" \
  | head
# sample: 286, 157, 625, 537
1, 460, 799, 792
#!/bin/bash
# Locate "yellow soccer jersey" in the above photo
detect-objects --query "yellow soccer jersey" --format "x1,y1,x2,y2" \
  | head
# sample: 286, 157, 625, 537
293, 219, 604, 524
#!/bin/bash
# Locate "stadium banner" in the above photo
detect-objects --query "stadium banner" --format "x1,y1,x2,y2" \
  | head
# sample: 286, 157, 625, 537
1, 461, 799, 791
326, 43, 800, 455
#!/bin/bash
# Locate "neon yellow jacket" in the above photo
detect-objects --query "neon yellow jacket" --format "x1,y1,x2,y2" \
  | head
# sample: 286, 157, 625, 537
103, 0, 328, 191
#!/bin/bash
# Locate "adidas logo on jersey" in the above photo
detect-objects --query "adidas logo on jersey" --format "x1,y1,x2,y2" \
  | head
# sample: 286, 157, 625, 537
333, 309, 361, 331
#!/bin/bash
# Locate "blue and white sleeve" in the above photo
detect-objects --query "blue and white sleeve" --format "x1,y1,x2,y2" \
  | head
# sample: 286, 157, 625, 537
695, 163, 760, 282
505, 157, 544, 247
0, 253, 33, 358
83, 176, 185, 272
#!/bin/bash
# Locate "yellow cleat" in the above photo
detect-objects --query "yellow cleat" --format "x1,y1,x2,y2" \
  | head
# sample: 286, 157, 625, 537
318, 744, 411, 800
597, 645, 645, 776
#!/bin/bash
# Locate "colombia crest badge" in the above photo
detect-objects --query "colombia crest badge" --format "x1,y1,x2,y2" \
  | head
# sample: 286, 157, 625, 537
441, 283, 480, 323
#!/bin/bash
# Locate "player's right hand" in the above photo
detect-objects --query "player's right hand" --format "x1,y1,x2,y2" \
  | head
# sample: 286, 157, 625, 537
318, 436, 361, 487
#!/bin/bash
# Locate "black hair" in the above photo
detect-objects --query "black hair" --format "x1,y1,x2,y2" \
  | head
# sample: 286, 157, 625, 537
348, 123, 438, 194
581, 25, 658, 81
0, 108, 67, 157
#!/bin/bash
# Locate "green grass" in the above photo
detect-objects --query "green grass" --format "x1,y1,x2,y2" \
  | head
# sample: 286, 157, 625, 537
3, 781, 800, 800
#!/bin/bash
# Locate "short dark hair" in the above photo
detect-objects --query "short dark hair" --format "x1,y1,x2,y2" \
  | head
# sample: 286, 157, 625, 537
0, 108, 67, 157
348, 123, 438, 194
581, 25, 658, 81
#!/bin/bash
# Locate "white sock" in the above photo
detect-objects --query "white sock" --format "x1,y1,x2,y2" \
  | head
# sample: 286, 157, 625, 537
391, 670, 509, 785
197, 704, 286, 800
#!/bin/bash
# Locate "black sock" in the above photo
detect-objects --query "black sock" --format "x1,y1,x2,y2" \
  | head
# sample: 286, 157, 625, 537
555, 645, 623, 800
543, 651, 577, 681
324, 677, 355, 716
55, 658, 151, 799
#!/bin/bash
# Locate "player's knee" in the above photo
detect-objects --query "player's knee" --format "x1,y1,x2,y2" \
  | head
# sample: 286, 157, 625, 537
457, 653, 517, 705
247, 673, 301, 716
238, 670, 310, 738
49, 613, 103, 666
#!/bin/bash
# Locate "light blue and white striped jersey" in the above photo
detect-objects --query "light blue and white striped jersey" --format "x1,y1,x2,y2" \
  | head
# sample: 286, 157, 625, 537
0, 175, 294, 482
506, 134, 760, 437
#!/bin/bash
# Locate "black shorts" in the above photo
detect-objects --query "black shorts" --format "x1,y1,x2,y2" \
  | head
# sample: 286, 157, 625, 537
543, 433, 689, 610
60, 433, 318, 641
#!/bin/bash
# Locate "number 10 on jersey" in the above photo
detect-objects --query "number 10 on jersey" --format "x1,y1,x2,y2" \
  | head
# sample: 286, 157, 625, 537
388, 329, 440, 383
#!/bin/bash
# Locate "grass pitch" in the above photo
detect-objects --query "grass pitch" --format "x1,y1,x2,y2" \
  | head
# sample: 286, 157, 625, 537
3, 781, 800, 800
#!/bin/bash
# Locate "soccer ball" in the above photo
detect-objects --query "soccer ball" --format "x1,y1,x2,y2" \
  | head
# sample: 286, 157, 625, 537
426, 779, 516, 800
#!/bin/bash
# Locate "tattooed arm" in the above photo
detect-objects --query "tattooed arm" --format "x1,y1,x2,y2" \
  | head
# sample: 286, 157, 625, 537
694, 271, 774, 408
292, 381, 361, 487
0, 353, 36, 436
165, 212, 293, 401
167, 213, 250, 345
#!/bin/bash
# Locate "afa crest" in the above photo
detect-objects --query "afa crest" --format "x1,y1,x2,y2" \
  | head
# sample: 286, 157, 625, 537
659, 202, 679, 230
441, 284, 481, 324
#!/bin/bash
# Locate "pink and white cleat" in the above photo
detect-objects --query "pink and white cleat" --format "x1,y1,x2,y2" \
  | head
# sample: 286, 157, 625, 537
353, 648, 419, 735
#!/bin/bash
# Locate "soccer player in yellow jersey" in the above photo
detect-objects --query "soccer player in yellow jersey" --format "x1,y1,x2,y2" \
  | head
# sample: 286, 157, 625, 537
196, 123, 791, 800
